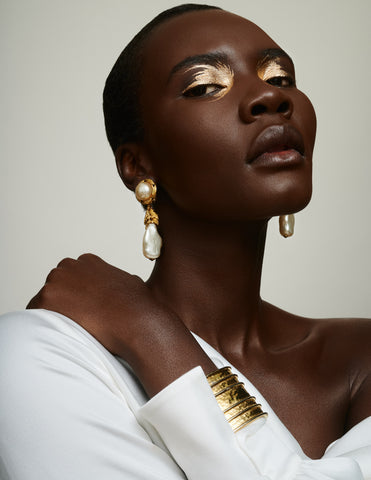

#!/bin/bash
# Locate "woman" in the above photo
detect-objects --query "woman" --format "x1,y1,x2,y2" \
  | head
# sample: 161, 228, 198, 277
1, 4, 370, 479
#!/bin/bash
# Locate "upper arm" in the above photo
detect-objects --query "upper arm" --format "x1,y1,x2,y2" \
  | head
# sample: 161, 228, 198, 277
347, 373, 371, 430
345, 319, 371, 431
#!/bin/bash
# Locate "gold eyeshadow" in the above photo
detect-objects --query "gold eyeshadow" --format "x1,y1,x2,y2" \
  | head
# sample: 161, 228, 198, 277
257, 56, 294, 85
181, 62, 234, 99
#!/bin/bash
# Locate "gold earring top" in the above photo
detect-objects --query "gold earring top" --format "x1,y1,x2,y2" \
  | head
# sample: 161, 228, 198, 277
135, 179, 157, 205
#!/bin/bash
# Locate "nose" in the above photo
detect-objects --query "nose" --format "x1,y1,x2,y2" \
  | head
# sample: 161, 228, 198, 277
239, 85, 293, 123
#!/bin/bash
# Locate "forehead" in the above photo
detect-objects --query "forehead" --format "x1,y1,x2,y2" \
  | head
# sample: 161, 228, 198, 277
141, 9, 280, 77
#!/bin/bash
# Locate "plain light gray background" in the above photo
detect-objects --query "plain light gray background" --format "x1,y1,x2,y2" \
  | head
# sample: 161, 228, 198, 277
1, 0, 370, 316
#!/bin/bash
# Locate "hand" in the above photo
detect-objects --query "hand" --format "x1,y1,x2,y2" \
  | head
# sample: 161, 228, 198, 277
28, 253, 181, 356
27, 254, 215, 396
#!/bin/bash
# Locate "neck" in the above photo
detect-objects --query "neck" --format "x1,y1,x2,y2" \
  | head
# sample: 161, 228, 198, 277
146, 203, 268, 354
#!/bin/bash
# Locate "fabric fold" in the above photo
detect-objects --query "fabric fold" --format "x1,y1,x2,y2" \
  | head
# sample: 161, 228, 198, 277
1, 310, 370, 480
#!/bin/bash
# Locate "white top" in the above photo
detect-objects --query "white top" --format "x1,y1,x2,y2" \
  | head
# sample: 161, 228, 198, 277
0, 309, 370, 479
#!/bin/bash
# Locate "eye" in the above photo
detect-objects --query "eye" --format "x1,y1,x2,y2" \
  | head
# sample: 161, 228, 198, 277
257, 56, 296, 88
182, 83, 224, 98
180, 63, 234, 100
266, 75, 295, 88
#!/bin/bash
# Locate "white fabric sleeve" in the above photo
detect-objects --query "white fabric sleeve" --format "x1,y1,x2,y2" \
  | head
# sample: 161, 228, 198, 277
138, 367, 265, 480
323, 418, 371, 480
0, 311, 186, 480
1, 310, 370, 480
139, 366, 370, 480
236, 414, 369, 480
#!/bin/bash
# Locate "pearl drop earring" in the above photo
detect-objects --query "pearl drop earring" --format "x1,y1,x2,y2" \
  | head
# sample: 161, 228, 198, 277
279, 214, 295, 238
135, 179, 163, 260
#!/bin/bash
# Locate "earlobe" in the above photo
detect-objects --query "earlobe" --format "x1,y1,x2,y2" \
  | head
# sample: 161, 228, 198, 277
115, 143, 155, 192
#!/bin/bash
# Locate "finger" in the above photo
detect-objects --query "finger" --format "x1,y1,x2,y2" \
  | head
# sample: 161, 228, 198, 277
46, 267, 62, 284
46, 257, 79, 283
77, 253, 102, 262
57, 257, 77, 269
26, 290, 43, 309
77, 254, 116, 271
26, 284, 54, 310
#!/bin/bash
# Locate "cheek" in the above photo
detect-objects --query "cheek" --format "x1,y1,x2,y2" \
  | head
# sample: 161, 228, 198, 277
141, 92, 315, 221
293, 91, 317, 156
144, 101, 248, 206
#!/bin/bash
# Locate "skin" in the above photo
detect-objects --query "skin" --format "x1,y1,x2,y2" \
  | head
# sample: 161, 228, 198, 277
28, 9, 371, 460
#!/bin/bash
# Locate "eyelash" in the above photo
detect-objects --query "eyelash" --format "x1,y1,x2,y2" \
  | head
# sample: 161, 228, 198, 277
181, 68, 295, 99
182, 84, 224, 98
266, 75, 295, 88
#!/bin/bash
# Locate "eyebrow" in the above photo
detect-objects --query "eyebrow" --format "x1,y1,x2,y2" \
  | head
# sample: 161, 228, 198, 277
168, 52, 230, 81
168, 48, 293, 82
259, 48, 294, 65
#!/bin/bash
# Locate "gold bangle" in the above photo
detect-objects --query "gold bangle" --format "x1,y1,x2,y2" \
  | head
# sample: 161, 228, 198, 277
223, 396, 257, 420
231, 410, 268, 433
206, 366, 232, 386
228, 403, 262, 423
210, 374, 239, 394
214, 382, 251, 410
206, 367, 268, 433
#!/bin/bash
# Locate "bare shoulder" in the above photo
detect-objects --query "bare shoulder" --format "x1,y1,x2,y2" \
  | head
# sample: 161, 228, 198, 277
262, 303, 371, 437
297, 313, 371, 428
263, 301, 371, 356
312, 315, 371, 362
263, 302, 371, 372
313, 316, 371, 428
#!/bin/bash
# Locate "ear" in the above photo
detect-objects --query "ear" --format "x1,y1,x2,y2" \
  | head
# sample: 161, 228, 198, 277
115, 143, 155, 192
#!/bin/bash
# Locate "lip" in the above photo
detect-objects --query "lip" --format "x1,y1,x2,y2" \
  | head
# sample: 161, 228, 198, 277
247, 124, 305, 167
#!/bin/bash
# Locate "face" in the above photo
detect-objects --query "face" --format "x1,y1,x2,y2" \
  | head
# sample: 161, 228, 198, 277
139, 9, 317, 221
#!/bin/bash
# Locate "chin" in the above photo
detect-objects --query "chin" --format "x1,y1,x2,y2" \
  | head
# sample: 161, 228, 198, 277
286, 188, 312, 215
270, 178, 313, 217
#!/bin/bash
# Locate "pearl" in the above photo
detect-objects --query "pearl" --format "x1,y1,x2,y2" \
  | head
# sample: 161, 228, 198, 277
135, 181, 153, 202
279, 214, 295, 238
143, 223, 162, 260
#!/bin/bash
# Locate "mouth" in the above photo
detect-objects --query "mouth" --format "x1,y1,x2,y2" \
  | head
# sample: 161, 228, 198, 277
247, 124, 305, 167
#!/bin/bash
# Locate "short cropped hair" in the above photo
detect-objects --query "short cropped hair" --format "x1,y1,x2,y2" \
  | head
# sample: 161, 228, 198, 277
103, 4, 221, 152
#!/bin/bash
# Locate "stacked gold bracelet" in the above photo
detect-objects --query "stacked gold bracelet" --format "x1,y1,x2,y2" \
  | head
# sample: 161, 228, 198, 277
207, 366, 267, 433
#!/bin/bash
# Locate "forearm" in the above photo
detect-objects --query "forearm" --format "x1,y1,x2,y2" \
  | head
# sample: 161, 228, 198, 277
122, 315, 216, 397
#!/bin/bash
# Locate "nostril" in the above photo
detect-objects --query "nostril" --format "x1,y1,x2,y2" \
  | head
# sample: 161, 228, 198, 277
277, 101, 290, 113
251, 104, 267, 116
